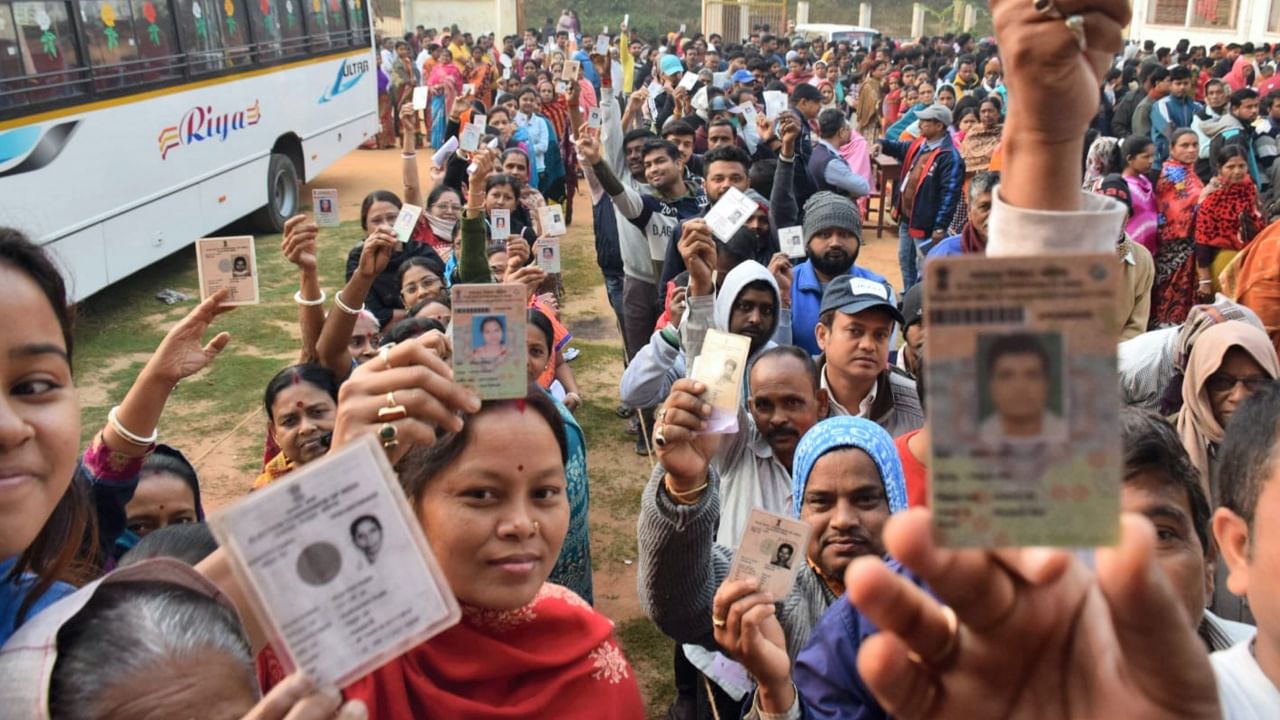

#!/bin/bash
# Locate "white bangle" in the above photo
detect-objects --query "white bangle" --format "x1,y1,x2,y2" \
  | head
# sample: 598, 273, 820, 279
402, 152, 417, 158
334, 290, 364, 315
294, 289, 327, 307
107, 405, 157, 447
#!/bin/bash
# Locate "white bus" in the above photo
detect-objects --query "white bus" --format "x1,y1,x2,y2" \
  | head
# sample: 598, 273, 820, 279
0, 0, 377, 300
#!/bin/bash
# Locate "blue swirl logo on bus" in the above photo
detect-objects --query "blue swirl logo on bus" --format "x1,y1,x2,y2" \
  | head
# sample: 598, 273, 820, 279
318, 56, 369, 104
0, 122, 79, 178
158, 99, 261, 160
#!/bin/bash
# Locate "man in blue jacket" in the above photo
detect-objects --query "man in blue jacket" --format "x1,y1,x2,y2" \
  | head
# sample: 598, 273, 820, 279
877, 104, 964, 290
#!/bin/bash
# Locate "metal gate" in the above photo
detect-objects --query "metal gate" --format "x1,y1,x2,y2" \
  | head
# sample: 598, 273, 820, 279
702, 0, 788, 43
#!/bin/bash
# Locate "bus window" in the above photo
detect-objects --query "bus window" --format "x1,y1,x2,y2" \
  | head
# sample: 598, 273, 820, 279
79, 1, 139, 91
276, 0, 306, 56
11, 1, 85, 102
216, 0, 253, 66
0, 4, 29, 107
302, 0, 330, 51
247, 0, 283, 61
322, 0, 346, 44
345, 0, 366, 46
177, 0, 225, 74
126, 0, 183, 82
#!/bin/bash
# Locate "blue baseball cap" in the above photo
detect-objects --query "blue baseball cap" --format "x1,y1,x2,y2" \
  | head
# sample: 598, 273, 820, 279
659, 54, 684, 77
731, 69, 755, 84
819, 276, 904, 324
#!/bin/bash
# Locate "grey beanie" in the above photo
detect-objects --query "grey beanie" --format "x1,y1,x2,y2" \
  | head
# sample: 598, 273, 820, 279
802, 191, 862, 244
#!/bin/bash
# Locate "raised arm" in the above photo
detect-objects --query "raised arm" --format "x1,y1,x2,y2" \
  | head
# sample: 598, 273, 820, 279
316, 233, 397, 379
401, 102, 424, 207
89, 290, 234, 553
281, 215, 324, 363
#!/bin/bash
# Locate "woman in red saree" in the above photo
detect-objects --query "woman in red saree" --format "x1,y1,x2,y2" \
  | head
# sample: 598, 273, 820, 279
1195, 144, 1263, 300
207, 341, 645, 719
1153, 128, 1204, 327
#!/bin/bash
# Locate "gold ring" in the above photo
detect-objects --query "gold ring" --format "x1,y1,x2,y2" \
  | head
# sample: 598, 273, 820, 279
378, 405, 409, 421
379, 345, 393, 370
906, 604, 960, 667
711, 615, 726, 628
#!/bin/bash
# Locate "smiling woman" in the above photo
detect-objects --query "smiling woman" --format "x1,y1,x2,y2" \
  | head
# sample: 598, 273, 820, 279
254, 364, 340, 490
0, 227, 236, 647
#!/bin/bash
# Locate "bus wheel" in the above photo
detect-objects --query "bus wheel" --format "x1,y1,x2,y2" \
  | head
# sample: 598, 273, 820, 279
252, 153, 299, 233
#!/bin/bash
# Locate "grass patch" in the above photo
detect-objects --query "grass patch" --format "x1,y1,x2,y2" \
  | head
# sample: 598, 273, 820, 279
615, 617, 677, 720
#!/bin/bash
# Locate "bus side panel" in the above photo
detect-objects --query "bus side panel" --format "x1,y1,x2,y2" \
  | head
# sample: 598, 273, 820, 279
196, 156, 272, 234
45, 226, 107, 303
301, 113, 379, 183
101, 185, 201, 286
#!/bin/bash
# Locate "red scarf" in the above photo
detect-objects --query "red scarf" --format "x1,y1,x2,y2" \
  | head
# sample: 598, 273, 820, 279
342, 584, 643, 719
961, 221, 987, 254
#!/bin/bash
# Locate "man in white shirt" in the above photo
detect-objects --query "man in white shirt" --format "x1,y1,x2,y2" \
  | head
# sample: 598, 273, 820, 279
1212, 382, 1280, 717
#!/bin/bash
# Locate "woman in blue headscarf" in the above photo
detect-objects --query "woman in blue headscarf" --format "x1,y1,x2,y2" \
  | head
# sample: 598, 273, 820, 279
704, 416, 912, 718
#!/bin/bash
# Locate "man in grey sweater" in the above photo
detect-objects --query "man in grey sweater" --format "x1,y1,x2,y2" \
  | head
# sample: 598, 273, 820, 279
637, 392, 909, 661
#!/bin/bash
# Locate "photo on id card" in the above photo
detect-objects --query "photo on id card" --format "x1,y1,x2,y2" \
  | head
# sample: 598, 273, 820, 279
690, 328, 751, 434
924, 254, 1121, 548
196, 236, 259, 305
450, 284, 527, 399
207, 435, 460, 689
726, 508, 812, 599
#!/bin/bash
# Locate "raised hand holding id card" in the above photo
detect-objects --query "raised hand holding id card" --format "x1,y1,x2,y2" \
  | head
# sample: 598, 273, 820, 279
925, 254, 1122, 548
690, 329, 751, 434
208, 435, 460, 689
451, 284, 527, 400
196, 236, 259, 305
726, 508, 813, 598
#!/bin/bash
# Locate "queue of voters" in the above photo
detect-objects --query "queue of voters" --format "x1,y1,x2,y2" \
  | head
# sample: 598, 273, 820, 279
10, 0, 1280, 717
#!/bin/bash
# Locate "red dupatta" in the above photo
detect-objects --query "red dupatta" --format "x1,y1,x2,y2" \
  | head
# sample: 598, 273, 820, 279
343, 584, 643, 719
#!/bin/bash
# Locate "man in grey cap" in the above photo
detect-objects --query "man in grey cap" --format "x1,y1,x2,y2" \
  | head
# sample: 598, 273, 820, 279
814, 275, 923, 436
876, 102, 965, 291
788, 191, 889, 355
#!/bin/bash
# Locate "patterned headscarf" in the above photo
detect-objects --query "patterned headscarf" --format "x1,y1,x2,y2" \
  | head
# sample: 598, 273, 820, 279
791, 417, 908, 518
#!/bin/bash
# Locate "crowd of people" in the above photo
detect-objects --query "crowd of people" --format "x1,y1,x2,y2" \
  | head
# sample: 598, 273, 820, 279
5, 0, 1280, 717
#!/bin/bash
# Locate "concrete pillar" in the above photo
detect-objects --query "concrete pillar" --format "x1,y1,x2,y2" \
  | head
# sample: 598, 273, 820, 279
859, 3, 871, 27
797, 1, 809, 24
911, 3, 925, 37
963, 3, 977, 31
400, 0, 412, 32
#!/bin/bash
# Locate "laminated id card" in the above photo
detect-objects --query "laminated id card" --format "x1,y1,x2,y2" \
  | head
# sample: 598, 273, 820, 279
209, 435, 461, 688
